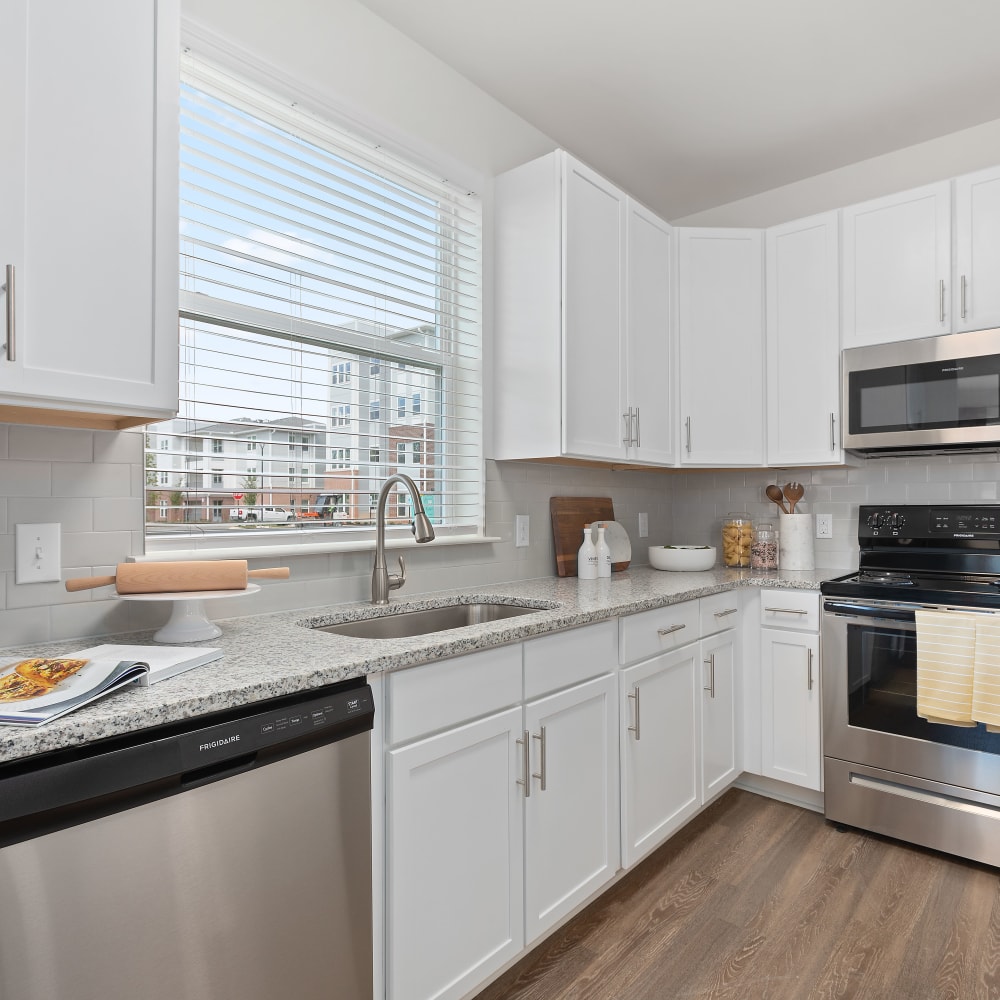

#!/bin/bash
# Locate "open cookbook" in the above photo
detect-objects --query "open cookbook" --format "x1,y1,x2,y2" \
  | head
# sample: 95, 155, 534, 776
0, 645, 222, 727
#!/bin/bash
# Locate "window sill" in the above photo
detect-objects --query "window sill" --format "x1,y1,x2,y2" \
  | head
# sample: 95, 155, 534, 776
137, 532, 502, 563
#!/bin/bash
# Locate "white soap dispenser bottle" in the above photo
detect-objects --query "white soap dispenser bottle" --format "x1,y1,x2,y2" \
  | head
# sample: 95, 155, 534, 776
577, 526, 598, 579
595, 525, 612, 578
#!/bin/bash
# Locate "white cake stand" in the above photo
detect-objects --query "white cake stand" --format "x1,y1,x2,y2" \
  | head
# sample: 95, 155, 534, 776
122, 584, 260, 642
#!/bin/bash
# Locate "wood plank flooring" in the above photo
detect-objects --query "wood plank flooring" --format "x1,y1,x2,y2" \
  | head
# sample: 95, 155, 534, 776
474, 789, 1000, 1000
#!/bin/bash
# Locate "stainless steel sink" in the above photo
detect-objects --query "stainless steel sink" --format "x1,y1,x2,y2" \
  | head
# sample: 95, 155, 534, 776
312, 601, 545, 639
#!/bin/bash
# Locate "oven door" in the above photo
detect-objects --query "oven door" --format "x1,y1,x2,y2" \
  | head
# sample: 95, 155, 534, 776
822, 598, 1000, 795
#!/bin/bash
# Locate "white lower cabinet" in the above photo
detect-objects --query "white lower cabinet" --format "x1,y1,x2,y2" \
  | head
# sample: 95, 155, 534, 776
387, 708, 524, 1000
619, 595, 741, 868
523, 673, 619, 944
384, 621, 618, 1000
758, 589, 822, 791
620, 644, 700, 867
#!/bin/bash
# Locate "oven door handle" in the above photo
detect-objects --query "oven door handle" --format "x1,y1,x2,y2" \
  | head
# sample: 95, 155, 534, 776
822, 600, 916, 624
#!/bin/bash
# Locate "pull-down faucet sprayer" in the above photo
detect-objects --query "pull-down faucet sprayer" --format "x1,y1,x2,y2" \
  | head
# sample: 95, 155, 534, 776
371, 473, 435, 604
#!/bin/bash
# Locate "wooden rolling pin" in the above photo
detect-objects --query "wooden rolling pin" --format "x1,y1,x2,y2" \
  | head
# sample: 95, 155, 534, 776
65, 560, 290, 594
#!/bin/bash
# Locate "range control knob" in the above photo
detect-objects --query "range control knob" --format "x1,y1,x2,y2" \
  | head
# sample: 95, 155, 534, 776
867, 512, 885, 529
888, 513, 906, 530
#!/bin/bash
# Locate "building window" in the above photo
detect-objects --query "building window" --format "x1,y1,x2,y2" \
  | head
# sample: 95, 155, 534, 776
146, 61, 482, 543
413, 441, 422, 464
396, 442, 406, 465
158, 471, 169, 486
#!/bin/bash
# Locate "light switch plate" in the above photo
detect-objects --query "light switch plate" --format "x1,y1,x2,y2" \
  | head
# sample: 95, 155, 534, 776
638, 513, 649, 538
15, 523, 62, 584
515, 515, 530, 547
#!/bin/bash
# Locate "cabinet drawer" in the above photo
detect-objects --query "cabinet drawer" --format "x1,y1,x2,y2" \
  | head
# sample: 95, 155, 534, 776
619, 600, 700, 666
699, 591, 740, 636
388, 645, 523, 745
759, 589, 819, 631
524, 619, 617, 700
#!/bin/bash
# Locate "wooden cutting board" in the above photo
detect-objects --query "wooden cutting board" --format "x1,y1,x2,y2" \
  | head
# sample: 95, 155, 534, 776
550, 496, 627, 576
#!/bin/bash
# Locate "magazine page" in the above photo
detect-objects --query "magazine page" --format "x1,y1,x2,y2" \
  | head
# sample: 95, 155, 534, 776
0, 655, 149, 727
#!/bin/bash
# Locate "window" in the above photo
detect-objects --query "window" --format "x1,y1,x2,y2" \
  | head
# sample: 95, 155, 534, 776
146, 57, 482, 544
212, 469, 224, 487
158, 471, 169, 486
413, 441, 422, 464
396, 442, 406, 465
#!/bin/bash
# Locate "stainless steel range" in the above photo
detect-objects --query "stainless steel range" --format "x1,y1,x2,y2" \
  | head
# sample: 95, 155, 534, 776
822, 504, 1000, 866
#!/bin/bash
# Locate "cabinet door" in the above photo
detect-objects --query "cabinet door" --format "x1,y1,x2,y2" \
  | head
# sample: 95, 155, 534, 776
620, 645, 700, 868
760, 628, 822, 790
562, 156, 628, 461
701, 631, 738, 802
841, 181, 951, 347
677, 228, 764, 466
524, 673, 619, 943
625, 201, 674, 465
387, 708, 524, 1000
954, 166, 1000, 333
765, 212, 842, 465
0, 0, 178, 422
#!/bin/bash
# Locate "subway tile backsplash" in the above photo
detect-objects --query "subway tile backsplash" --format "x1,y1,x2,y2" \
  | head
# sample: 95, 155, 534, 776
2, 422, 999, 644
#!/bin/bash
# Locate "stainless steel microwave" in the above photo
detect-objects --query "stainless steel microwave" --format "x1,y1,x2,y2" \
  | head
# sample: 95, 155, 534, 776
842, 327, 1000, 452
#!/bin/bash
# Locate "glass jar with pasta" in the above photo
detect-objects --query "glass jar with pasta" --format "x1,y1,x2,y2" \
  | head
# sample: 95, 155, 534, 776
722, 513, 753, 568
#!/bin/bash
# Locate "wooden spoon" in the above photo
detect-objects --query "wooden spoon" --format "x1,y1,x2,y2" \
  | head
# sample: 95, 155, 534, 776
783, 482, 805, 514
765, 483, 789, 514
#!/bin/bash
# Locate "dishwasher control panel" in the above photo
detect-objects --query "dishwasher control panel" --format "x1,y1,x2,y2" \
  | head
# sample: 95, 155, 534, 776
178, 682, 374, 771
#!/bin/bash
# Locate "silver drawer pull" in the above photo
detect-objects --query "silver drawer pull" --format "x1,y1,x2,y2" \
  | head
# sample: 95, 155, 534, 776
704, 654, 716, 698
532, 727, 547, 791
807, 648, 814, 691
2, 265, 14, 362
628, 687, 640, 741
657, 623, 687, 636
516, 730, 531, 798
713, 607, 738, 618
764, 607, 808, 615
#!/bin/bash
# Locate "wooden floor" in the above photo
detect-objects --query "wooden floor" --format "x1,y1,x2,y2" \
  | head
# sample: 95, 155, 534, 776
475, 789, 1000, 1000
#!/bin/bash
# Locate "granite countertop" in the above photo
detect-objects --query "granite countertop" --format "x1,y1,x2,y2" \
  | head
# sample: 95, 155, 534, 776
0, 566, 827, 765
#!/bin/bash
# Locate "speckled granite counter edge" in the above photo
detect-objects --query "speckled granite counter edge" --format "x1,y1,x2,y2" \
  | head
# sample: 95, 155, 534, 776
0, 567, 828, 764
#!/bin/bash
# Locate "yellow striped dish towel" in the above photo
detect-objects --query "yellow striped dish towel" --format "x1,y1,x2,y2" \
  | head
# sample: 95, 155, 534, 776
973, 615, 1000, 732
915, 609, 977, 726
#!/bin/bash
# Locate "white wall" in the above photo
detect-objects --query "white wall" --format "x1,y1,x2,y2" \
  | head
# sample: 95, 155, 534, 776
673, 116, 1000, 228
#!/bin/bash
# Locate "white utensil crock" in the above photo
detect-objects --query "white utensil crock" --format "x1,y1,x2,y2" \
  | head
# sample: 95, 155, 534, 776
777, 512, 815, 571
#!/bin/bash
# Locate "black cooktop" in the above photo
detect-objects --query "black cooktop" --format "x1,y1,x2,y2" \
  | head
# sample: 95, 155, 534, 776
821, 504, 1000, 609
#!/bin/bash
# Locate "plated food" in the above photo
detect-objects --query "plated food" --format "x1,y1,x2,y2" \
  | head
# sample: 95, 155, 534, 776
0, 658, 88, 703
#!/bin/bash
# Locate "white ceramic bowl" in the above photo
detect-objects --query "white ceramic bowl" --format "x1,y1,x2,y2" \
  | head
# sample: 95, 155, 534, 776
648, 545, 716, 572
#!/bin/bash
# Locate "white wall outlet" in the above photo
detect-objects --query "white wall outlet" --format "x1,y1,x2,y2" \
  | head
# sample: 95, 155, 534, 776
515, 514, 530, 547
815, 513, 833, 539
15, 523, 62, 584
638, 513, 649, 538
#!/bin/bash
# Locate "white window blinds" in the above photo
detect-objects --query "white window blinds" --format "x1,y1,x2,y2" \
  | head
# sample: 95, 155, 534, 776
146, 56, 483, 544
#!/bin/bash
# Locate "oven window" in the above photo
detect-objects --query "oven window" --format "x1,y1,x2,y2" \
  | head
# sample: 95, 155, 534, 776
847, 622, 1000, 754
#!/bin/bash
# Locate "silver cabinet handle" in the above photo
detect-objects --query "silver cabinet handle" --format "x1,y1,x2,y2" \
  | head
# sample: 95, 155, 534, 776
628, 687, 641, 741
532, 727, 547, 791
939, 278, 946, 323
516, 730, 531, 798
685, 416, 692, 453
961, 274, 968, 321
2, 265, 14, 362
622, 409, 634, 447
634, 406, 640, 448
807, 648, 814, 691
830, 412, 836, 452
764, 606, 808, 615
704, 654, 716, 698
657, 623, 686, 636
713, 607, 738, 618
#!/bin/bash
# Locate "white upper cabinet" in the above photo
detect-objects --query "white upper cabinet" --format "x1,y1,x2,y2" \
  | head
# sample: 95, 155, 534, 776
0, 0, 179, 429
494, 150, 672, 466
677, 228, 764, 466
841, 181, 951, 347
954, 165, 1000, 334
765, 211, 842, 466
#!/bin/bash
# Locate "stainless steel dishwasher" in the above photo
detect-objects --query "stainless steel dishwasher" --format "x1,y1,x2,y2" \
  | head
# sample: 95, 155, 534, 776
0, 677, 374, 1000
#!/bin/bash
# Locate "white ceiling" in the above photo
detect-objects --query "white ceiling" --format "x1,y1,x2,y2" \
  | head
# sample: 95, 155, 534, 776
354, 0, 1000, 219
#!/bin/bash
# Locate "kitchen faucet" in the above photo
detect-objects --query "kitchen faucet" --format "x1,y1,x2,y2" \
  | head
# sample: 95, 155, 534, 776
372, 473, 435, 604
